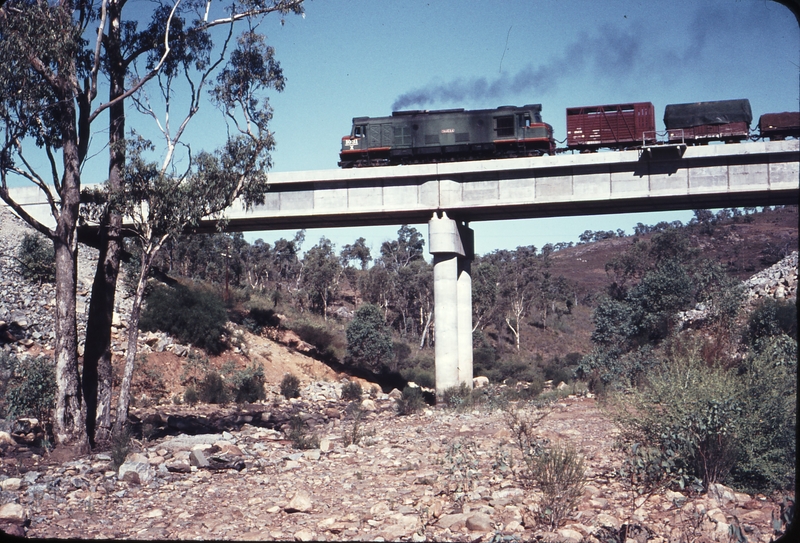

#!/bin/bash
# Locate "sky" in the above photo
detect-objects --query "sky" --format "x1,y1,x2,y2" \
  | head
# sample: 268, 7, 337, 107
249, 0, 800, 257
7, 0, 800, 259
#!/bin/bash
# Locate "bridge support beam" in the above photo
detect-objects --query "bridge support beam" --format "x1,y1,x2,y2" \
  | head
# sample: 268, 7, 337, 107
429, 212, 474, 398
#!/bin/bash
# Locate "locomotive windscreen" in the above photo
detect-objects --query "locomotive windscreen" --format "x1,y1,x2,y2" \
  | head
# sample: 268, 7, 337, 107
664, 99, 752, 129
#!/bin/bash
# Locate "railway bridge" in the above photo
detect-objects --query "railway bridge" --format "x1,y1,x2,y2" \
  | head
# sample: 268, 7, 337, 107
5, 140, 799, 395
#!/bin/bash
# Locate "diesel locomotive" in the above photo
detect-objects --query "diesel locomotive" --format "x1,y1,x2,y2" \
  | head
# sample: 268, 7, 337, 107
339, 98, 799, 168
338, 104, 555, 168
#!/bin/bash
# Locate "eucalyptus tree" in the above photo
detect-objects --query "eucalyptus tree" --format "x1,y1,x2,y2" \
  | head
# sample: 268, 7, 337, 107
301, 237, 343, 320
1, 0, 305, 446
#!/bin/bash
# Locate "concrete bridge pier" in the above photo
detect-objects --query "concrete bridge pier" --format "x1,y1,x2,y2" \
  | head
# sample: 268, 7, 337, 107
428, 212, 474, 397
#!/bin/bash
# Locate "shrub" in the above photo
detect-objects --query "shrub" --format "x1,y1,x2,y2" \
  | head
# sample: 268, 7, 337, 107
346, 304, 394, 374
610, 343, 742, 491
340, 380, 363, 402
441, 382, 476, 411
110, 426, 133, 470
729, 335, 796, 494
292, 322, 337, 356
745, 298, 797, 345
140, 283, 228, 354
229, 363, 267, 403
197, 371, 230, 404
287, 415, 319, 449
183, 385, 199, 405
441, 439, 481, 504
396, 386, 425, 416
532, 443, 586, 529
17, 233, 55, 284
404, 369, 434, 389
5, 355, 56, 423
280, 373, 301, 399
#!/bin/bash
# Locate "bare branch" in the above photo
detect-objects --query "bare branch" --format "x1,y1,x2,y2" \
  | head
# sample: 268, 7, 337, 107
88, 0, 110, 102
89, 0, 182, 124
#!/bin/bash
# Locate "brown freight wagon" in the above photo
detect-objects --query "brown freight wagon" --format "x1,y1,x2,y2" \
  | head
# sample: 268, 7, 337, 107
566, 102, 655, 150
664, 99, 752, 144
758, 112, 800, 140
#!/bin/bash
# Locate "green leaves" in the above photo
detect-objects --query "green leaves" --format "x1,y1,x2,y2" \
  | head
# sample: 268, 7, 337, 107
345, 303, 394, 374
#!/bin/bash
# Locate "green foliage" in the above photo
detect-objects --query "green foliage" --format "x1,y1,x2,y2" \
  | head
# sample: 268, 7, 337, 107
140, 283, 229, 354
228, 363, 266, 403
745, 298, 797, 345
346, 303, 394, 374
280, 373, 301, 399
16, 233, 55, 284
287, 415, 319, 450
730, 335, 796, 494
611, 343, 743, 491
292, 321, 340, 360
197, 371, 230, 404
396, 386, 426, 416
183, 385, 199, 406
531, 443, 586, 529
0, 351, 16, 418
441, 382, 480, 411
110, 426, 133, 470
441, 439, 481, 504
5, 355, 56, 423
340, 380, 363, 402
577, 346, 660, 391
342, 401, 368, 447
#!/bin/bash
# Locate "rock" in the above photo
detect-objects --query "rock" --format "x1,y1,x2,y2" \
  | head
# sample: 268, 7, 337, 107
0, 431, 15, 447
285, 491, 312, 513
118, 461, 153, 485
1, 478, 22, 492
0, 503, 28, 525
473, 376, 489, 388
465, 513, 493, 532
360, 399, 377, 412
293, 528, 315, 541
189, 449, 210, 468
557, 527, 583, 542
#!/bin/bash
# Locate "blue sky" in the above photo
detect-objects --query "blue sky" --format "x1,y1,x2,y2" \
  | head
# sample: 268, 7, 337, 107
8, 0, 799, 258
248, 0, 799, 257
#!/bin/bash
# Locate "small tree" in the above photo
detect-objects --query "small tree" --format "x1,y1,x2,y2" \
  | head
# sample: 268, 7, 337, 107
346, 304, 394, 374
16, 233, 56, 284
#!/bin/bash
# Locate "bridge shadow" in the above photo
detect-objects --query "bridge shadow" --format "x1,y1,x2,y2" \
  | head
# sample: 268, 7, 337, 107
633, 144, 687, 177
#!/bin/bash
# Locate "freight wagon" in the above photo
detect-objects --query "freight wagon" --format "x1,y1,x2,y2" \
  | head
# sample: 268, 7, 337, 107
566, 102, 656, 151
758, 112, 800, 140
664, 99, 752, 144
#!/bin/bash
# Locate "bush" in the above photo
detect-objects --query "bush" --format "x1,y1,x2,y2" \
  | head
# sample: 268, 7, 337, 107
140, 283, 228, 354
532, 443, 586, 529
441, 382, 477, 411
5, 355, 56, 423
346, 304, 394, 374
745, 298, 797, 345
287, 415, 319, 449
183, 385, 199, 405
729, 335, 796, 494
197, 371, 230, 404
17, 233, 55, 284
610, 343, 742, 491
341, 380, 363, 401
280, 373, 301, 399
396, 386, 425, 416
229, 363, 267, 403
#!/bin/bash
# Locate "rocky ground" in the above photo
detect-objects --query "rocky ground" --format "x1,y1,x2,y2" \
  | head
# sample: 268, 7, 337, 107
0, 389, 793, 542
